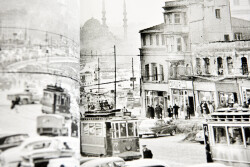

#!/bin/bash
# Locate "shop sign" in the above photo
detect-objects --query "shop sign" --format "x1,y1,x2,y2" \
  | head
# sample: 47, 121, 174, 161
169, 80, 192, 89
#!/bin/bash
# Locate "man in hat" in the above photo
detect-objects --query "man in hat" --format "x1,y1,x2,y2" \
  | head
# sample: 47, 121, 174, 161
142, 145, 153, 159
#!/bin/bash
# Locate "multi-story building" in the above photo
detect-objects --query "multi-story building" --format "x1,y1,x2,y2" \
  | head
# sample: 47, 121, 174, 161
229, 0, 250, 21
139, 0, 250, 118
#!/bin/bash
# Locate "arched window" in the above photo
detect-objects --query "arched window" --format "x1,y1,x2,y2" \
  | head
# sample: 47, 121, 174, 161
217, 57, 223, 75
241, 57, 248, 75
227, 57, 233, 74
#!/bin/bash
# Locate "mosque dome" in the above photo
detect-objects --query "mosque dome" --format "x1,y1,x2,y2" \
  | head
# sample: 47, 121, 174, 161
83, 17, 102, 30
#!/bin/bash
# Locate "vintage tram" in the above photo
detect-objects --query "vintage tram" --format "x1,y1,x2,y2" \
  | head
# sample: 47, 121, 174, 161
204, 107, 250, 167
80, 109, 141, 160
41, 85, 71, 118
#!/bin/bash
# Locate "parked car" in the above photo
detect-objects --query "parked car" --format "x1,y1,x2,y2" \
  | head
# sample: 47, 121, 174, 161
0, 133, 29, 152
138, 119, 177, 138
47, 157, 80, 167
0, 136, 76, 167
195, 130, 205, 144
125, 159, 170, 167
80, 157, 125, 167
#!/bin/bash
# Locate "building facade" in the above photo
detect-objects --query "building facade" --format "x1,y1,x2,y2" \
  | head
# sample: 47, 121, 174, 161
139, 0, 250, 118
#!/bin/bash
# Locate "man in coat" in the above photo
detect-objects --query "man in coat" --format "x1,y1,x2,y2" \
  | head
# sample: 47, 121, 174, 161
173, 104, 180, 119
142, 145, 153, 159
155, 105, 162, 119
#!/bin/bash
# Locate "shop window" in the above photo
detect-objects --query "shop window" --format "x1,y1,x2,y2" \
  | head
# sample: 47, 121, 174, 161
234, 33, 242, 41
244, 127, 250, 146
227, 57, 233, 74
217, 57, 223, 75
150, 35, 153, 45
156, 34, 159, 46
196, 58, 202, 75
219, 92, 237, 107
174, 13, 181, 24
241, 57, 248, 75
204, 58, 210, 74
228, 127, 243, 145
177, 38, 182, 52
215, 9, 220, 19
145, 64, 149, 81
213, 126, 227, 144
224, 34, 230, 41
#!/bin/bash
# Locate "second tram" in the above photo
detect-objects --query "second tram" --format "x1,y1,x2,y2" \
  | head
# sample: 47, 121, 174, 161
80, 110, 141, 160
204, 107, 250, 167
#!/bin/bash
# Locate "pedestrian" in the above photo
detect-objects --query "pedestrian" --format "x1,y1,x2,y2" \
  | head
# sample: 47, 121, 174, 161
173, 104, 180, 119
142, 145, 153, 159
150, 105, 155, 119
186, 103, 191, 119
155, 105, 162, 119
11, 96, 20, 113
203, 102, 210, 114
167, 105, 173, 118
200, 102, 203, 115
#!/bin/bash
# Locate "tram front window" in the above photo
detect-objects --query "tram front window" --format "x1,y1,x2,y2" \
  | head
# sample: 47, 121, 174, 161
120, 123, 127, 137
213, 126, 227, 144
128, 122, 134, 136
228, 127, 243, 145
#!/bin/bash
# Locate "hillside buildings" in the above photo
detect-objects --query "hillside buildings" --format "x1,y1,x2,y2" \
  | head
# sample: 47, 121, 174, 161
139, 0, 250, 118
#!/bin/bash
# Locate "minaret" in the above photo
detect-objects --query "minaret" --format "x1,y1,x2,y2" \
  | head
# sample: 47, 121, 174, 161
123, 0, 128, 40
102, 0, 107, 27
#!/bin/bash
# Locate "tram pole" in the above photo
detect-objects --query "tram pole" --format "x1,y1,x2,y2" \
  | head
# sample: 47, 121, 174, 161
114, 45, 116, 110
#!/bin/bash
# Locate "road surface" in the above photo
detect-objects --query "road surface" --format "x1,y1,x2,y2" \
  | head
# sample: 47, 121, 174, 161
140, 134, 207, 167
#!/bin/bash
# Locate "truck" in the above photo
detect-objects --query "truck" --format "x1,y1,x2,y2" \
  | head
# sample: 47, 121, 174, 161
7, 87, 41, 105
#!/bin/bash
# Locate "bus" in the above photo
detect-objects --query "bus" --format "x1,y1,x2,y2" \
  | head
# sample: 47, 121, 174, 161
80, 109, 141, 160
204, 107, 250, 167
37, 114, 69, 136
41, 85, 70, 118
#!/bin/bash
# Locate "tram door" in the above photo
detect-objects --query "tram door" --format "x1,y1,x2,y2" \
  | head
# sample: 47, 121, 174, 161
105, 122, 112, 156
203, 123, 213, 163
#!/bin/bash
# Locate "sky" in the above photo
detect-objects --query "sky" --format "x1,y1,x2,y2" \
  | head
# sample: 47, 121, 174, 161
80, 0, 166, 29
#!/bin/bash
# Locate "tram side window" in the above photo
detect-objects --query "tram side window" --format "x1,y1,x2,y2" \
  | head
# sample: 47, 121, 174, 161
120, 123, 127, 137
244, 127, 250, 146
95, 123, 102, 136
213, 126, 227, 144
115, 123, 119, 138
83, 123, 89, 135
128, 122, 134, 137
228, 127, 243, 145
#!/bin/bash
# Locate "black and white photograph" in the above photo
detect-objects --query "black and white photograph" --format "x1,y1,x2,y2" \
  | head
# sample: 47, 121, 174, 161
0, 0, 250, 167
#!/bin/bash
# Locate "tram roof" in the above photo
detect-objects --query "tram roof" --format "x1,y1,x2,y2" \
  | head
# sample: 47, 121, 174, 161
206, 107, 250, 123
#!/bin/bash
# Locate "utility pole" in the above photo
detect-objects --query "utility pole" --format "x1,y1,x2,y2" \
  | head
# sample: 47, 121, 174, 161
98, 57, 100, 93
132, 57, 134, 90
114, 45, 116, 109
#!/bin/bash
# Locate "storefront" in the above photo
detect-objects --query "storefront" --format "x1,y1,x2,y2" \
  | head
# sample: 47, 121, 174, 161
145, 90, 168, 118
169, 80, 194, 117
215, 82, 239, 108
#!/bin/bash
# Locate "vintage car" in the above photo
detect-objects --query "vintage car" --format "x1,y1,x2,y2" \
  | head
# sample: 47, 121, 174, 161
138, 119, 177, 138
47, 157, 80, 167
125, 159, 170, 167
80, 157, 125, 167
0, 133, 29, 152
0, 136, 77, 167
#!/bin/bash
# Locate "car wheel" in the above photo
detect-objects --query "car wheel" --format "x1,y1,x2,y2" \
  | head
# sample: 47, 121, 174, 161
139, 135, 142, 138
154, 133, 159, 138
170, 130, 176, 136
199, 141, 204, 144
